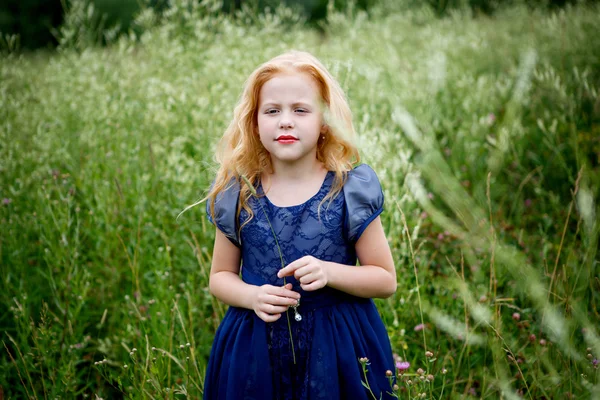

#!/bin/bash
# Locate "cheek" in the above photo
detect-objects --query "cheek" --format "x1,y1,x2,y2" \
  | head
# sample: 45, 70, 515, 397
257, 115, 273, 134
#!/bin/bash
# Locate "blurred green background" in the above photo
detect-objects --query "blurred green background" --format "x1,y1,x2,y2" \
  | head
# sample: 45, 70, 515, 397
0, 0, 592, 49
1, 0, 599, 398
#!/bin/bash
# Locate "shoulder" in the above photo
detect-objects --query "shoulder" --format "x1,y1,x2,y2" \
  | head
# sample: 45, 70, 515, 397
345, 164, 380, 186
206, 177, 241, 247
343, 164, 384, 243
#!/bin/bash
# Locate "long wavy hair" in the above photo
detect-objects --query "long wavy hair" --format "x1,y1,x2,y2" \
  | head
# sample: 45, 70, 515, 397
203, 50, 360, 232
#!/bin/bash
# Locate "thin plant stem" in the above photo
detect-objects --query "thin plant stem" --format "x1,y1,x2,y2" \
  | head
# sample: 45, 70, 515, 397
241, 176, 297, 364
360, 361, 378, 400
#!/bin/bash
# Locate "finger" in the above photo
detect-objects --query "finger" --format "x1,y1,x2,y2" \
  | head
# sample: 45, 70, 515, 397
257, 311, 281, 323
266, 285, 301, 299
298, 273, 315, 284
267, 295, 299, 306
293, 265, 314, 280
278, 256, 309, 278
260, 304, 289, 314
301, 280, 325, 292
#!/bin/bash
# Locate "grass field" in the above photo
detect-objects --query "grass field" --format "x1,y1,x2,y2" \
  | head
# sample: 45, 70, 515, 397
1, 1, 599, 398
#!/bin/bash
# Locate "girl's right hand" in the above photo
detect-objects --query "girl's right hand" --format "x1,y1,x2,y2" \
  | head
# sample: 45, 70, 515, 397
252, 283, 300, 323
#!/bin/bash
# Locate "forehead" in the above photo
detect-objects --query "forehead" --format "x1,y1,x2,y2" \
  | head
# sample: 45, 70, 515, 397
259, 72, 320, 104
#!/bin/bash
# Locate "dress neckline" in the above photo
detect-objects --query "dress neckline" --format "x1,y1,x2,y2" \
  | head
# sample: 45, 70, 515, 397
259, 171, 333, 210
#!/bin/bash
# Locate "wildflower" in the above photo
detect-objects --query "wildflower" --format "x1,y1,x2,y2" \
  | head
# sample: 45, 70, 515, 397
124, 364, 128, 369
592, 359, 599, 368
539, 339, 547, 346
487, 113, 496, 124
442, 368, 448, 374
427, 374, 434, 382
386, 370, 393, 377
425, 351, 433, 358
414, 323, 425, 332
437, 233, 444, 240
392, 384, 399, 391
529, 334, 536, 342
512, 312, 520, 321
524, 199, 532, 207
416, 368, 424, 375
2, 198, 11, 205
396, 361, 410, 372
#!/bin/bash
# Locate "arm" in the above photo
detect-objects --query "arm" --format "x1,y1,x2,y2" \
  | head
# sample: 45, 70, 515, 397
208, 229, 253, 309
209, 229, 300, 321
277, 216, 397, 299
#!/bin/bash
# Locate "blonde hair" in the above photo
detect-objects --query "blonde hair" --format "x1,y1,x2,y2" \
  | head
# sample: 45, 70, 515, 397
205, 50, 360, 231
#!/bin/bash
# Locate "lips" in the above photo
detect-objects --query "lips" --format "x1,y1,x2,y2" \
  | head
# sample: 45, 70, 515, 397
276, 135, 298, 143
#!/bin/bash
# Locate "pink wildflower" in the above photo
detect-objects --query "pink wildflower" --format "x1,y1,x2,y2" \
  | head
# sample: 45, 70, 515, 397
396, 361, 410, 372
414, 323, 425, 332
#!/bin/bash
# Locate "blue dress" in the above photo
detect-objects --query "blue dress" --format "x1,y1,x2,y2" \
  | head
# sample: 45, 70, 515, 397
204, 164, 395, 400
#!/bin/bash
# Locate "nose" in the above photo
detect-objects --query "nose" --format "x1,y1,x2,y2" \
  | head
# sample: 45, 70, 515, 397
279, 114, 295, 129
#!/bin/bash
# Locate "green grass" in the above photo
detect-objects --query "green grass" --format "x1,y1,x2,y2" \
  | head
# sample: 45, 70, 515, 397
1, 1, 599, 398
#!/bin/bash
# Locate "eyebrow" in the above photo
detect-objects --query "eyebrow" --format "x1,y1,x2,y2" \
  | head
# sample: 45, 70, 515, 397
261, 102, 312, 109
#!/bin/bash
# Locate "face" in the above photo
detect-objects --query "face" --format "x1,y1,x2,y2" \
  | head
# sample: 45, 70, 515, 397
257, 71, 324, 167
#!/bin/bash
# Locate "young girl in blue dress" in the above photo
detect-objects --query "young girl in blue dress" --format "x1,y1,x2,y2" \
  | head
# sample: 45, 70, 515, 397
203, 50, 397, 400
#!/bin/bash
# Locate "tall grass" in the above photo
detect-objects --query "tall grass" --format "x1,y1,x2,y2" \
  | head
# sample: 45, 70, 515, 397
1, 1, 599, 398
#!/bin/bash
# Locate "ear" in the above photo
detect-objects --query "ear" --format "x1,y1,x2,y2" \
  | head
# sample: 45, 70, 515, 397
320, 124, 328, 134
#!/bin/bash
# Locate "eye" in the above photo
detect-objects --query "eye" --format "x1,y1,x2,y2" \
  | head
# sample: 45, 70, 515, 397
265, 109, 279, 114
295, 108, 308, 113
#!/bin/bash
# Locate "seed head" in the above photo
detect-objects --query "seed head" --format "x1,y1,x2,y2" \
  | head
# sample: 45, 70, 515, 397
529, 334, 536, 342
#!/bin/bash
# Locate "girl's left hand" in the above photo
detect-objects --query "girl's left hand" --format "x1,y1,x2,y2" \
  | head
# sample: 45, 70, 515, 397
278, 256, 329, 291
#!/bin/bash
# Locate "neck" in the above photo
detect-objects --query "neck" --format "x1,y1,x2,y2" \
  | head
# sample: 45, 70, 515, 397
269, 154, 324, 182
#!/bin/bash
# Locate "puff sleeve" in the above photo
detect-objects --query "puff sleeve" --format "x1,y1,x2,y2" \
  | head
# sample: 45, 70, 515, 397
206, 179, 241, 248
343, 164, 384, 243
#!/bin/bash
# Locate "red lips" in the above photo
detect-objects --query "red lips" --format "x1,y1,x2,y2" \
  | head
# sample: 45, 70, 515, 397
276, 135, 298, 143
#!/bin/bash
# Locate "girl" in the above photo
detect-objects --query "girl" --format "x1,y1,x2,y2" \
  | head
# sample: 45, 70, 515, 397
204, 50, 396, 399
